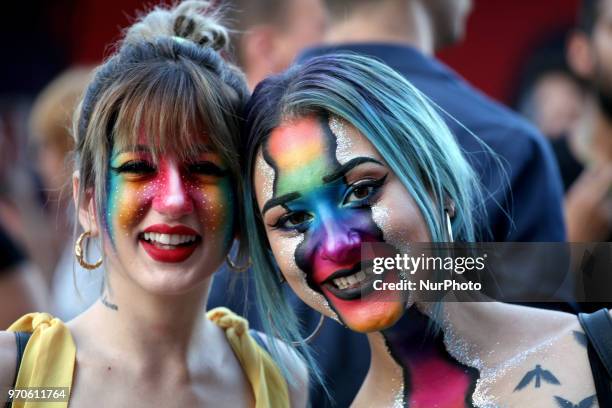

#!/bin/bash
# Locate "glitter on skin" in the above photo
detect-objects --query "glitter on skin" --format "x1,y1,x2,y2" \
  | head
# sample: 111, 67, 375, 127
328, 115, 353, 165
280, 234, 338, 320
438, 309, 558, 408
392, 384, 405, 408
386, 343, 406, 408
256, 151, 275, 203
371, 204, 410, 255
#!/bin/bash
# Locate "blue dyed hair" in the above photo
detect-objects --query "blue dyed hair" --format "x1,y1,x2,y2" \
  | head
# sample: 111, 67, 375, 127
241, 53, 486, 384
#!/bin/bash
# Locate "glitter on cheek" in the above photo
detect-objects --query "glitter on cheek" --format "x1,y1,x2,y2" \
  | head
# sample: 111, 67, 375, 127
279, 234, 339, 321
371, 203, 409, 254
116, 183, 150, 233
328, 115, 353, 165
106, 173, 152, 241
256, 153, 275, 202
188, 178, 235, 248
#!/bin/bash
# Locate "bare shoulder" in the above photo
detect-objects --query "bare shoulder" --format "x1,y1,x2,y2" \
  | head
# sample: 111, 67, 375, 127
251, 331, 309, 408
0, 331, 17, 391
484, 308, 599, 406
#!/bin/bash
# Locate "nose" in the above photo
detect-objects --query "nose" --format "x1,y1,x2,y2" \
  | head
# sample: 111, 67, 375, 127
152, 160, 194, 217
319, 215, 362, 263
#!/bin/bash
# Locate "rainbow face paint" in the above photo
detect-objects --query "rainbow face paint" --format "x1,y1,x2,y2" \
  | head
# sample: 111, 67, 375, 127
105, 145, 234, 268
258, 114, 407, 332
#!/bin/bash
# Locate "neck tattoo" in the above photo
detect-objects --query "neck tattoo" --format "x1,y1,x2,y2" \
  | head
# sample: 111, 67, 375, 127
101, 295, 119, 311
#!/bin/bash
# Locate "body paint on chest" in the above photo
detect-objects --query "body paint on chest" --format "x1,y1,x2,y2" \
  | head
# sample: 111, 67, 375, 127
382, 308, 479, 407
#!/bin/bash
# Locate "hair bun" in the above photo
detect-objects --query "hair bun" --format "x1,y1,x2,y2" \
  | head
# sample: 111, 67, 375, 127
124, 0, 229, 52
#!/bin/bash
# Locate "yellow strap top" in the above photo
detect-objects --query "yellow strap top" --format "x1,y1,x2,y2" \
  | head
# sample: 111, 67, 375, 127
206, 307, 290, 408
7, 308, 290, 408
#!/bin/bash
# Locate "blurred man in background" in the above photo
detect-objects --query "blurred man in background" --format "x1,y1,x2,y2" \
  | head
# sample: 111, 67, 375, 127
287, 0, 570, 404
225, 0, 328, 89
299, 0, 566, 243
562, 0, 612, 242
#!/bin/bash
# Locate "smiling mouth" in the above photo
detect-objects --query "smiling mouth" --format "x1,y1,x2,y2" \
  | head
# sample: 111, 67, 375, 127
320, 260, 379, 300
138, 225, 202, 263
140, 232, 200, 248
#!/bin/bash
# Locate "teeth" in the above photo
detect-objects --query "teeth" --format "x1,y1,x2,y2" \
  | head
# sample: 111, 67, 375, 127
143, 232, 197, 246
332, 270, 368, 290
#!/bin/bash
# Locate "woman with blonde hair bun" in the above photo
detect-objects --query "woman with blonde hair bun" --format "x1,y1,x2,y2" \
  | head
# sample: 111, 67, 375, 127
0, 2, 306, 407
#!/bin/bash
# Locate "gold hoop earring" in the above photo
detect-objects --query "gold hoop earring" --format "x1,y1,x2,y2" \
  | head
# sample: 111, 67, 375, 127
226, 254, 251, 272
445, 209, 454, 242
75, 231, 103, 270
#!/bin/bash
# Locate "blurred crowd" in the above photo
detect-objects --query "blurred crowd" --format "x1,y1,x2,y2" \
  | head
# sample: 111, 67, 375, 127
0, 0, 611, 404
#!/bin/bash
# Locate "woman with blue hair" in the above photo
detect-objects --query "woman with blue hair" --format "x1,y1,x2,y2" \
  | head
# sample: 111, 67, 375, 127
243, 53, 609, 406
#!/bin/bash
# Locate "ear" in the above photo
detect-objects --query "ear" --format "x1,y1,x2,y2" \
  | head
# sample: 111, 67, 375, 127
567, 31, 595, 80
73, 171, 99, 236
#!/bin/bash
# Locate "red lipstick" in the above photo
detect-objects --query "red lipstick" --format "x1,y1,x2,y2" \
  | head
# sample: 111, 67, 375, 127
143, 224, 199, 235
140, 224, 201, 263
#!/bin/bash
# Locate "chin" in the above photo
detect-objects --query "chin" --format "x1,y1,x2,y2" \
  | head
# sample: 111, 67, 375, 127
339, 300, 405, 333
133, 261, 212, 296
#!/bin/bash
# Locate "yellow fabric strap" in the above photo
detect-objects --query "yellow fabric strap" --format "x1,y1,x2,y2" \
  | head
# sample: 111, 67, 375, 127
207, 307, 290, 408
7, 313, 74, 408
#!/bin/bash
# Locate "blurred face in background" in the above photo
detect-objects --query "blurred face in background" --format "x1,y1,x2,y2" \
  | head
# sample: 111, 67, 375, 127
530, 72, 584, 139
30, 68, 93, 205
237, 0, 328, 89
272, 0, 328, 71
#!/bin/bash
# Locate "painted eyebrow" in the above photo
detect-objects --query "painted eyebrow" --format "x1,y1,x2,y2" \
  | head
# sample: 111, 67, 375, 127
322, 157, 384, 184
262, 192, 302, 215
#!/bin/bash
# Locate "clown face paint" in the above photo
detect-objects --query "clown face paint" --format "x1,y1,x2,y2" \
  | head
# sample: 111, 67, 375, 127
104, 144, 235, 294
254, 114, 430, 332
